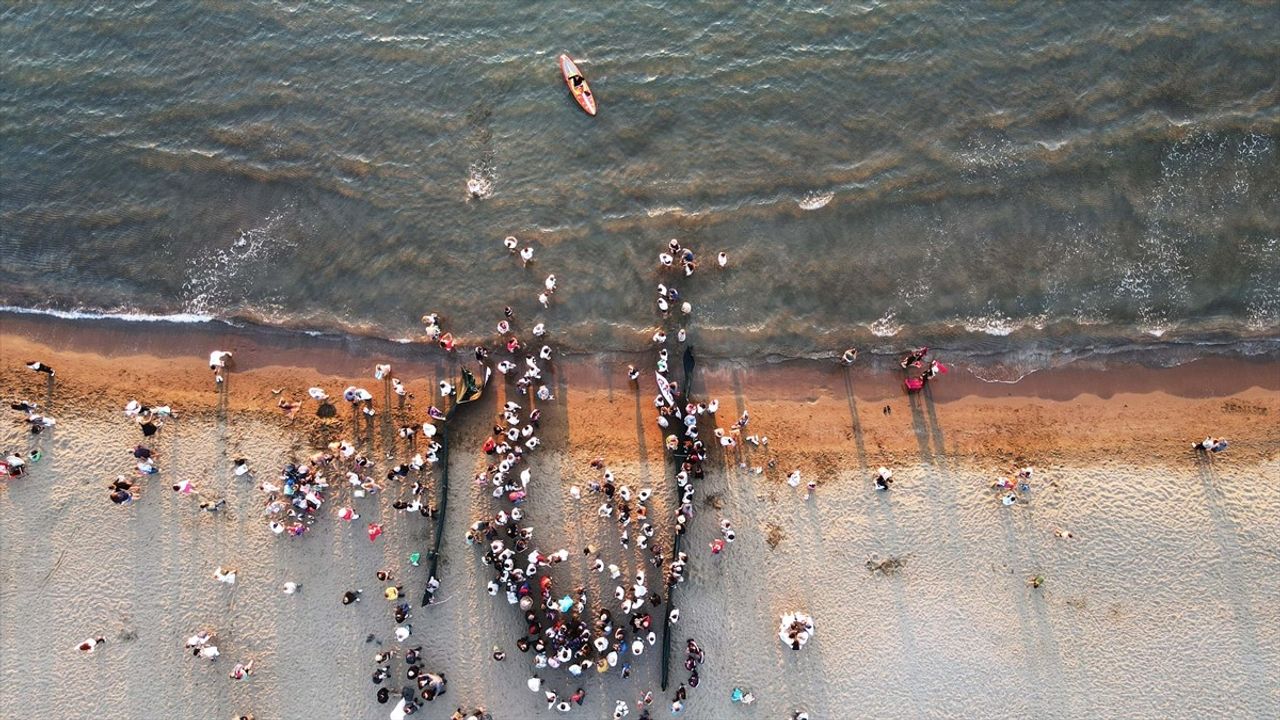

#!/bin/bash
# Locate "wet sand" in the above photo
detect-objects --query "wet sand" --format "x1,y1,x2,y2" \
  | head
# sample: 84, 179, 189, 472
1, 320, 1278, 719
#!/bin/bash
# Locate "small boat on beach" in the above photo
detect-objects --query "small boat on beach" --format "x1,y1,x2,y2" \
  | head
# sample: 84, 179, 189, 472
559, 53, 596, 116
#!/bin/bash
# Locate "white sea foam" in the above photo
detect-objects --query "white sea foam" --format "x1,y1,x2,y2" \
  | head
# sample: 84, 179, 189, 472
962, 311, 1017, 336
868, 309, 902, 337
968, 365, 1044, 384
644, 205, 685, 218
0, 305, 215, 324
466, 165, 494, 199
181, 209, 298, 315
797, 190, 833, 210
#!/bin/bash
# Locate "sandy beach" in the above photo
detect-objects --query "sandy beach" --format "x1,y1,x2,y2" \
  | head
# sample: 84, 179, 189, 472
4, 3, 1280, 717
2, 316, 1277, 719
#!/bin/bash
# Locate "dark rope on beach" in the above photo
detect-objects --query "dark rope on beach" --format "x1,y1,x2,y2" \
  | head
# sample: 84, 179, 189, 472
422, 405, 456, 606
421, 420, 449, 606
421, 367, 485, 606
659, 346, 697, 691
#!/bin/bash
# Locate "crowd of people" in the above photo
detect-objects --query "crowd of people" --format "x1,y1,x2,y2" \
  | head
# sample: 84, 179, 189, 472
900, 346, 947, 393
460, 237, 746, 716
464, 238, 675, 716
4, 224, 1249, 720
992, 466, 1035, 507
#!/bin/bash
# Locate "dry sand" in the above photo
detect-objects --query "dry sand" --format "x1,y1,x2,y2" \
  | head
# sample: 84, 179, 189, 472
2, 319, 1278, 719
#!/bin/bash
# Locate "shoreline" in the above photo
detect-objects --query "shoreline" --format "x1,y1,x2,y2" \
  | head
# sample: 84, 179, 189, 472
3, 306, 1278, 374
3, 314, 1277, 471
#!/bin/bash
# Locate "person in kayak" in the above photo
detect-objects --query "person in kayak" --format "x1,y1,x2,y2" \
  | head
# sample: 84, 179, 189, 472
570, 74, 592, 101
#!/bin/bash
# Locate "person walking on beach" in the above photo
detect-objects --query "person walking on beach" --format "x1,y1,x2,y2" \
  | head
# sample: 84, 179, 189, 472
229, 659, 254, 680
900, 346, 928, 369
1193, 436, 1229, 453
209, 350, 232, 384
109, 475, 135, 504
77, 636, 106, 653
25, 361, 55, 376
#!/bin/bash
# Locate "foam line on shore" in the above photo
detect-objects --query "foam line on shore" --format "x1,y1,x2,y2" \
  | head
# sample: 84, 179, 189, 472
0, 305, 217, 324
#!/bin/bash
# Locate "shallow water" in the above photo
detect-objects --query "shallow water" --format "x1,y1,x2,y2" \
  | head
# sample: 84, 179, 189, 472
2, 1, 1279, 359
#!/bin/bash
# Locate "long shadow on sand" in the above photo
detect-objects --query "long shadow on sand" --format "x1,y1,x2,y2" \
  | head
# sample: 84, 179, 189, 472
840, 367, 869, 472
908, 388, 963, 556
1194, 454, 1271, 705
997, 485, 1073, 714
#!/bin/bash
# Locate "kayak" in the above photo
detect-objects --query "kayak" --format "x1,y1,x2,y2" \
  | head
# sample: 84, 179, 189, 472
559, 53, 597, 116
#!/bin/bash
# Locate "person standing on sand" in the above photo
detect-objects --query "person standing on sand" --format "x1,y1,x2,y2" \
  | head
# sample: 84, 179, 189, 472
77, 636, 106, 653
109, 476, 135, 504
25, 361, 55, 376
209, 350, 232, 384
229, 659, 254, 680
875, 467, 893, 491
900, 346, 928, 369
277, 399, 301, 418
1193, 436, 1229, 453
